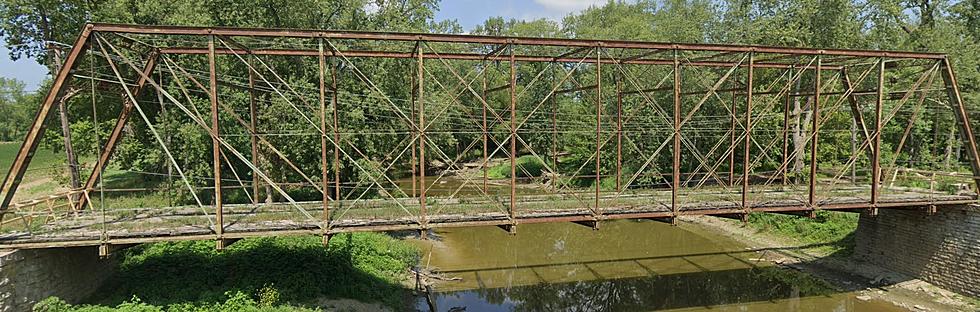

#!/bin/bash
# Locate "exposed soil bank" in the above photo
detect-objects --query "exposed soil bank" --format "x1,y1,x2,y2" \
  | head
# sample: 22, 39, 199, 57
682, 215, 979, 312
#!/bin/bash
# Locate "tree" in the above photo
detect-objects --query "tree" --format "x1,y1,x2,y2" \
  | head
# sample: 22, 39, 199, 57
0, 77, 33, 142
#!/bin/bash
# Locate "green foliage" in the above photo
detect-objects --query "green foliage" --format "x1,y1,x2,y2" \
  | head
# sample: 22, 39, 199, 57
82, 234, 418, 310
33, 292, 319, 312
0, 77, 35, 142
746, 211, 858, 255
487, 155, 545, 179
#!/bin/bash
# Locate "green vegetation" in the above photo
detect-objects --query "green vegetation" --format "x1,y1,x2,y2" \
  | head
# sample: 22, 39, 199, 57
36, 233, 420, 312
0, 78, 36, 142
746, 211, 859, 255
487, 155, 546, 179
33, 293, 318, 312
0, 142, 62, 175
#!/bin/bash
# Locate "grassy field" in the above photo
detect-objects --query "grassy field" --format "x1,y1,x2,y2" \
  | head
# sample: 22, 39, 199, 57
0, 142, 68, 177
0, 142, 72, 200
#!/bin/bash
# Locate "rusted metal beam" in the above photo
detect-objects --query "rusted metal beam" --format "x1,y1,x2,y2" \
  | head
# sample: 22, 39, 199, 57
594, 46, 602, 219
158, 47, 845, 69
92, 24, 945, 59
671, 50, 681, 217
417, 42, 428, 234
331, 52, 341, 216
781, 67, 792, 185
248, 55, 260, 205
808, 57, 821, 207
616, 73, 623, 193
410, 50, 418, 199
509, 44, 517, 228
481, 61, 488, 193
318, 39, 330, 240
741, 53, 754, 213
871, 58, 884, 214
729, 91, 736, 187
208, 35, 223, 240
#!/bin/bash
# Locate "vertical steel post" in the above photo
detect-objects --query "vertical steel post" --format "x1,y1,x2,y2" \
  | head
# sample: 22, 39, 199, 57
808, 57, 821, 208
208, 34, 223, 240
851, 119, 857, 183
595, 45, 602, 216
729, 90, 737, 186
410, 52, 418, 198
248, 55, 260, 205
482, 60, 488, 193
616, 70, 622, 193
672, 50, 681, 217
742, 52, 754, 213
940, 58, 980, 192
509, 43, 517, 226
552, 71, 558, 178
417, 42, 427, 232
782, 66, 792, 185
871, 58, 884, 212
318, 39, 330, 235
332, 52, 340, 212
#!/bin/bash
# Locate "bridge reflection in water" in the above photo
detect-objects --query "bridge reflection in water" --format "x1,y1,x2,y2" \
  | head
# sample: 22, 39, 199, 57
412, 220, 905, 312
0, 24, 979, 251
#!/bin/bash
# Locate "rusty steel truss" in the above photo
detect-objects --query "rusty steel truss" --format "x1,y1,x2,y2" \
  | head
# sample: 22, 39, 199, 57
1, 23, 978, 252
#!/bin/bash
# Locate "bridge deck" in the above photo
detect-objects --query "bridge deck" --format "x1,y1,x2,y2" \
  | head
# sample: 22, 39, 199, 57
0, 184, 972, 249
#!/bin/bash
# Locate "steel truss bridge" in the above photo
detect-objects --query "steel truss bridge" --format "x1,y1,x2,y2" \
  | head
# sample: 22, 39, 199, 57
1, 24, 979, 253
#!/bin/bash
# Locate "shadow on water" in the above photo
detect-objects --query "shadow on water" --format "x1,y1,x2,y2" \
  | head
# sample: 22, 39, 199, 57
88, 233, 416, 309
414, 220, 904, 312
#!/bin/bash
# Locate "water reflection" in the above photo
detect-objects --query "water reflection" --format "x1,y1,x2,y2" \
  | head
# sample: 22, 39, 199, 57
413, 220, 904, 312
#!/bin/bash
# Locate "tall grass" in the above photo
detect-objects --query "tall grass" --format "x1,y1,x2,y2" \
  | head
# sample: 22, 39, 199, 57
746, 211, 858, 255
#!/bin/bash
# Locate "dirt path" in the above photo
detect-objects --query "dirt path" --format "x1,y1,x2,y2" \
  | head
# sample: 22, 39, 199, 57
680, 216, 979, 312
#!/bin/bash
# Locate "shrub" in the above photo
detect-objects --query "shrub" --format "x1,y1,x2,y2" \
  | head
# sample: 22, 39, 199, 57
487, 156, 546, 179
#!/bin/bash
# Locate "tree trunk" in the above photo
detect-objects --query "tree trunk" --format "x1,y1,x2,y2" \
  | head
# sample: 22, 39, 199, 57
51, 49, 81, 198
790, 78, 811, 181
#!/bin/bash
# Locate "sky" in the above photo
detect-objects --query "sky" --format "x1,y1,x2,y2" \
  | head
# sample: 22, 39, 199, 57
0, 0, 609, 92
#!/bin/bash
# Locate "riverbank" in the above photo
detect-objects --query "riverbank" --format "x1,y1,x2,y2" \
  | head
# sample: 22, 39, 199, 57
682, 214, 980, 312
31, 233, 421, 312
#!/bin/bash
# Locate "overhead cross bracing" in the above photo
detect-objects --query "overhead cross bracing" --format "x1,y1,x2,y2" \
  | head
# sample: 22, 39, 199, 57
0, 23, 978, 251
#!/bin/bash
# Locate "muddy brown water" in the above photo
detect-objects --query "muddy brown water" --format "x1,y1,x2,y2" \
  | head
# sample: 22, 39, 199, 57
410, 220, 905, 312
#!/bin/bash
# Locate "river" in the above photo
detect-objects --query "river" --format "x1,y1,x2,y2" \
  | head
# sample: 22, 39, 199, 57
410, 219, 905, 311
